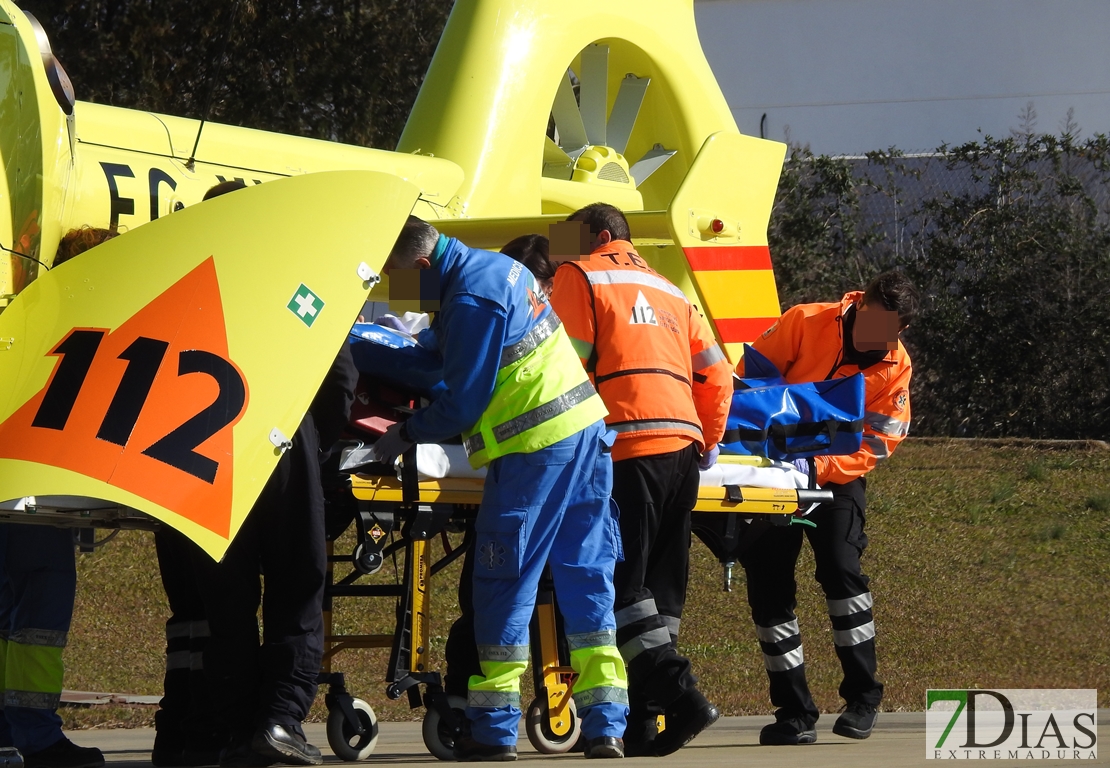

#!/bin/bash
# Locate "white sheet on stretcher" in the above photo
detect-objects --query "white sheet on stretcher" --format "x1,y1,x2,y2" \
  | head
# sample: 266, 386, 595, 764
698, 461, 809, 491
404, 446, 811, 496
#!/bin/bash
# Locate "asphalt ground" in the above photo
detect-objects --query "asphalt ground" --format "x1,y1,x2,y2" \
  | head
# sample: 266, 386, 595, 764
69, 712, 1108, 768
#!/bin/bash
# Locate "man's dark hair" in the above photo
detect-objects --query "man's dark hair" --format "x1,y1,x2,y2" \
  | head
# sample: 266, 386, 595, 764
388, 215, 440, 268
203, 179, 248, 200
568, 202, 631, 242
863, 270, 920, 327
501, 234, 553, 283
54, 226, 118, 266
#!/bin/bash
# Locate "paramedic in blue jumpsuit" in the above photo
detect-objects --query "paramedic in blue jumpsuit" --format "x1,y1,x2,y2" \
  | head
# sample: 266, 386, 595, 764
374, 217, 629, 761
0, 228, 118, 768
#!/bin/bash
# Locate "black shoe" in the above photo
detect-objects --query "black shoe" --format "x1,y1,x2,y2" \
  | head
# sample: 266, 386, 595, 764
179, 747, 222, 768
451, 734, 517, 762
833, 702, 878, 740
217, 739, 273, 768
621, 716, 657, 757
1, 746, 23, 768
152, 732, 187, 768
652, 689, 720, 757
759, 718, 817, 745
23, 739, 104, 768
250, 725, 321, 767
583, 737, 624, 759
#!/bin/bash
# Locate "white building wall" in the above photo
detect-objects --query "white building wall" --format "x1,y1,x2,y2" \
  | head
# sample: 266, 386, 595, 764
694, 0, 1110, 155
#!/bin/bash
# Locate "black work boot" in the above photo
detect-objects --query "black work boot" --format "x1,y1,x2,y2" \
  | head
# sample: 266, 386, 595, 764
23, 739, 104, 768
583, 737, 624, 759
759, 716, 817, 745
833, 702, 878, 739
621, 716, 658, 758
250, 724, 321, 767
652, 689, 719, 757
452, 734, 517, 762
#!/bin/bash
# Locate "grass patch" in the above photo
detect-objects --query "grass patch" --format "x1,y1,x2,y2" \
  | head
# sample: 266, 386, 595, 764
989, 481, 1015, 504
62, 440, 1110, 729
1035, 522, 1067, 542
1085, 493, 1110, 512
1024, 461, 1048, 482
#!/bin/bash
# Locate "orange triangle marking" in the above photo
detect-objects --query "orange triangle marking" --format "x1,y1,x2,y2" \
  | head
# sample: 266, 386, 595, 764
0, 258, 246, 538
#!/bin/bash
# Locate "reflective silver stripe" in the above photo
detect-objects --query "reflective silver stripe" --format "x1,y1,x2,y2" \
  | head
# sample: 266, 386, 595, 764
463, 433, 485, 456
833, 621, 876, 647
763, 645, 805, 672
167, 650, 191, 671
862, 434, 890, 460
827, 593, 873, 617
190, 651, 205, 671
566, 630, 617, 651
4, 690, 60, 710
755, 619, 800, 644
609, 420, 703, 440
660, 616, 681, 636
865, 411, 909, 437
192, 620, 211, 639
477, 644, 530, 662
573, 686, 630, 708
468, 690, 521, 709
167, 623, 190, 641
9, 628, 67, 648
584, 270, 689, 300
619, 627, 671, 662
491, 381, 597, 444
691, 344, 726, 371
500, 315, 561, 368
614, 598, 658, 628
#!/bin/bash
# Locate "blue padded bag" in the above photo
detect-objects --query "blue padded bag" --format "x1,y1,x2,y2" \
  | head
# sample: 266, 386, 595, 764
720, 345, 865, 460
348, 323, 446, 399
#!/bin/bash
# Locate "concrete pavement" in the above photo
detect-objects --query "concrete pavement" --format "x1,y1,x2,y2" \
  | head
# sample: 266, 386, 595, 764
70, 712, 1108, 767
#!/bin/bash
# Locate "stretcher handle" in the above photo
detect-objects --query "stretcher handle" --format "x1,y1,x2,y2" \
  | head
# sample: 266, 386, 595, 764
795, 489, 833, 506
400, 444, 419, 506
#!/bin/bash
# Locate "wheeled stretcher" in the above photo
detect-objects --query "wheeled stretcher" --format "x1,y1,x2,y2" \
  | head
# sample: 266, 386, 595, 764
320, 448, 831, 760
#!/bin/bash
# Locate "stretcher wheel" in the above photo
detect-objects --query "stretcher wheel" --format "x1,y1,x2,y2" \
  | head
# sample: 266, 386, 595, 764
326, 698, 378, 761
525, 697, 581, 754
421, 694, 468, 761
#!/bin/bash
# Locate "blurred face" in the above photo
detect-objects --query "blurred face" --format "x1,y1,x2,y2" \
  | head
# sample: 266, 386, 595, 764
853, 300, 904, 352
381, 254, 437, 312
549, 220, 609, 261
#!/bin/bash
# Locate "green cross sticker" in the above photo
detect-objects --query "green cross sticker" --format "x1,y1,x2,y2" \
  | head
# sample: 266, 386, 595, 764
287, 284, 325, 327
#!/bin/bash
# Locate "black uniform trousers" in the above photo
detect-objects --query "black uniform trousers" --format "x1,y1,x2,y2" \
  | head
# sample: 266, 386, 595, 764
611, 444, 701, 735
443, 545, 480, 700
153, 527, 224, 748
193, 415, 327, 737
193, 344, 356, 740
738, 477, 882, 726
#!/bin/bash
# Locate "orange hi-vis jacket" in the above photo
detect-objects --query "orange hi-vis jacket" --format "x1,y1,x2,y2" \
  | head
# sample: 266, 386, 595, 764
550, 240, 732, 463
741, 291, 913, 485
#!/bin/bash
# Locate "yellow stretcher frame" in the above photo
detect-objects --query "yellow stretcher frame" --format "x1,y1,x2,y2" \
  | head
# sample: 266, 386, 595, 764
338, 468, 831, 757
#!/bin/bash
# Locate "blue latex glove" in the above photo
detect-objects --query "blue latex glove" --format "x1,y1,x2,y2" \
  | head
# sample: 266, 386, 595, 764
792, 457, 810, 475
373, 314, 409, 333
698, 445, 719, 470
373, 422, 413, 466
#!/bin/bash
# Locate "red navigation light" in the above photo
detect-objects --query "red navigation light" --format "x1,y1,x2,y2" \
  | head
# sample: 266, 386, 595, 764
711, 218, 725, 234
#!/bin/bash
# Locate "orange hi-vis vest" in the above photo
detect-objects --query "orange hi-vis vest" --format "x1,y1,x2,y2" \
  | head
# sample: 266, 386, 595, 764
550, 240, 732, 463
742, 291, 913, 485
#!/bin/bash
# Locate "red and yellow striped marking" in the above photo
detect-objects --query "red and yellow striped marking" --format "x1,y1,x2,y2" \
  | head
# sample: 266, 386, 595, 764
684, 245, 780, 362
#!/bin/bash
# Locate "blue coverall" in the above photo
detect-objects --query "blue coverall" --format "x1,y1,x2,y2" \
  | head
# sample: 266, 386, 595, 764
0, 523, 75, 755
403, 237, 628, 747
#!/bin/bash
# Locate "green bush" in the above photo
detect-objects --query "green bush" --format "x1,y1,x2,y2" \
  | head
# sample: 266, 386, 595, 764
769, 132, 1110, 439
